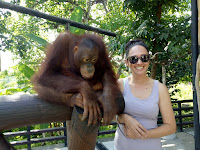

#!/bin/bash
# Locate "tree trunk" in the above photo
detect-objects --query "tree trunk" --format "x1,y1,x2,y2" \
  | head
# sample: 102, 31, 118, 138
84, 0, 92, 24
102, 0, 108, 13
162, 63, 166, 85
150, 59, 158, 79
150, 3, 162, 79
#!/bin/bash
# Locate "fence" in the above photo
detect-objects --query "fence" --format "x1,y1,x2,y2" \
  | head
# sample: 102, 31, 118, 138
3, 99, 194, 150
172, 99, 194, 131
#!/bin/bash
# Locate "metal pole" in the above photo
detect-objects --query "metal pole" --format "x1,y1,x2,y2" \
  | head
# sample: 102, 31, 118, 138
63, 122, 67, 147
191, 0, 200, 149
178, 102, 183, 132
27, 126, 31, 150
0, 1, 116, 37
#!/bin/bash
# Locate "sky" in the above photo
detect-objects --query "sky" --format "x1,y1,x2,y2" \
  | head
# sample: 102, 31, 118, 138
0, 51, 18, 71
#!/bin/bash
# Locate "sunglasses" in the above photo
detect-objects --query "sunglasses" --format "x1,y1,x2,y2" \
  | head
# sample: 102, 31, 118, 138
127, 54, 150, 64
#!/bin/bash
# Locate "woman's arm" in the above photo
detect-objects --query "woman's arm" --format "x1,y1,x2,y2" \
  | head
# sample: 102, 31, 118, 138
143, 83, 176, 139
118, 114, 148, 138
118, 78, 125, 92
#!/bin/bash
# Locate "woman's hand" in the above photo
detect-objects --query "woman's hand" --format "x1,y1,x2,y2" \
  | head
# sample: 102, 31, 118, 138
119, 114, 148, 139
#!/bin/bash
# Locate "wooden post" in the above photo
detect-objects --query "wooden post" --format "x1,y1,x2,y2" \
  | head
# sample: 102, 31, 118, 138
0, 133, 16, 150
67, 106, 100, 150
66, 92, 124, 150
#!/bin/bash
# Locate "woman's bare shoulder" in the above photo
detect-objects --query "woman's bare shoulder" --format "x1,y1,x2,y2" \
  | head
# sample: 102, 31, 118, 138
118, 77, 128, 92
158, 81, 168, 93
118, 78, 124, 84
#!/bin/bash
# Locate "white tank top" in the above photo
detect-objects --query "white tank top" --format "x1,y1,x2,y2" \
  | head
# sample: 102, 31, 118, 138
114, 77, 162, 150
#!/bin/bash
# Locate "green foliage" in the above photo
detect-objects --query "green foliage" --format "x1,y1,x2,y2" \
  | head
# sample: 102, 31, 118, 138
26, 33, 49, 47
70, 6, 85, 34
0, 63, 34, 95
169, 82, 193, 100
124, 0, 190, 16
98, 124, 117, 139
18, 63, 35, 79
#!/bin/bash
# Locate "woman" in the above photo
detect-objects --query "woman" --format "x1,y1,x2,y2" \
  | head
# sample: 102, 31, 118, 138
114, 39, 176, 150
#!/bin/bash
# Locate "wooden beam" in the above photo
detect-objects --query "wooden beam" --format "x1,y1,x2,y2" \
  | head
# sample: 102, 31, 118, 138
0, 1, 116, 37
0, 93, 72, 131
67, 107, 100, 150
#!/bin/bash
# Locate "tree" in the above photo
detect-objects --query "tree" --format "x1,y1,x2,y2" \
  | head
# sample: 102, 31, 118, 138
123, 0, 191, 85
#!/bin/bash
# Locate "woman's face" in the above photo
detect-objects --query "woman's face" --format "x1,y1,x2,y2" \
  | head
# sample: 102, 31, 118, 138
125, 45, 150, 76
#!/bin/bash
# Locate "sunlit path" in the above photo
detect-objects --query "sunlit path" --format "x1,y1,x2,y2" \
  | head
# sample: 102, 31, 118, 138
23, 128, 194, 150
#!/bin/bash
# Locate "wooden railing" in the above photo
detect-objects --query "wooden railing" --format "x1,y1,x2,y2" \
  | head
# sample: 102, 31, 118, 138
3, 99, 194, 150
172, 99, 194, 131
3, 124, 67, 149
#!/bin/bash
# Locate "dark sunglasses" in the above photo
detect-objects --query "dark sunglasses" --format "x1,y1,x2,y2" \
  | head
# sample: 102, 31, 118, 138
127, 54, 150, 64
